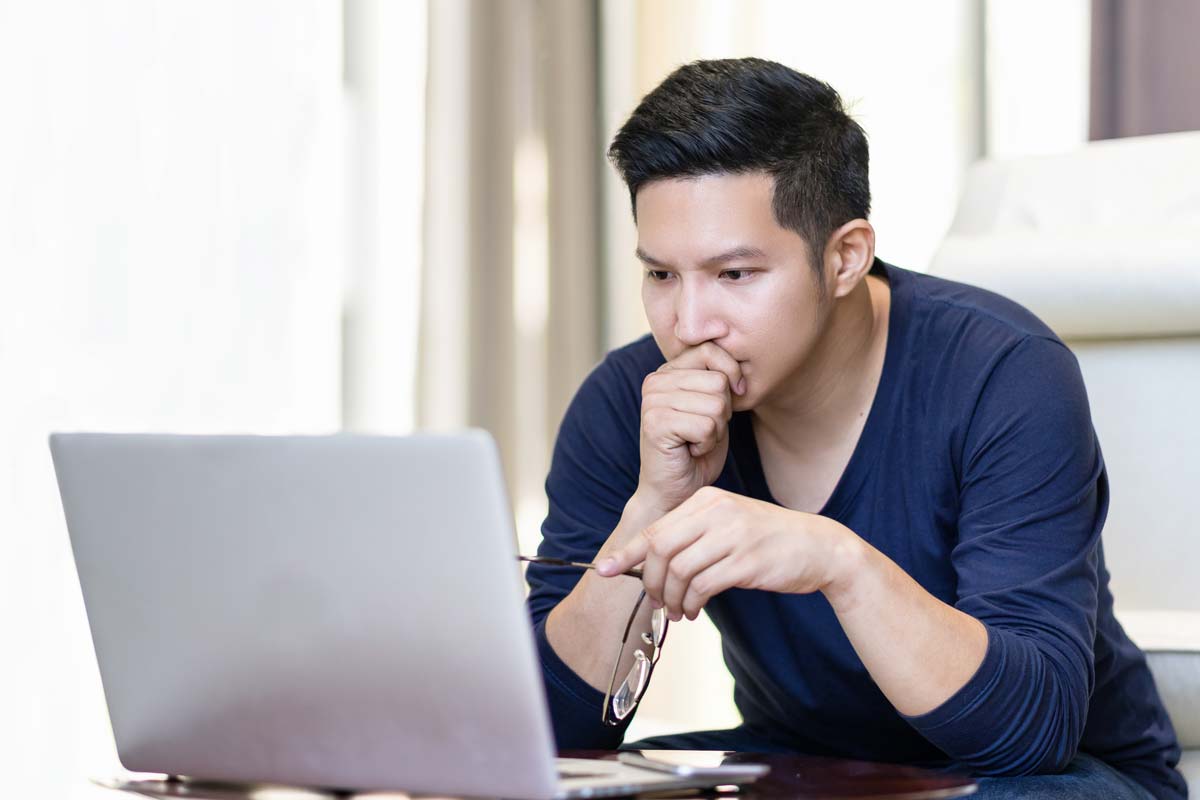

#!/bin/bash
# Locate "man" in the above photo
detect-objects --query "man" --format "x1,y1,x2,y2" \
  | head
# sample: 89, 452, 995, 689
524, 58, 1185, 799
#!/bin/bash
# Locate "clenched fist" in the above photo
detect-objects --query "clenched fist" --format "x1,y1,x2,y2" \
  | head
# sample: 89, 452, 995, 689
637, 341, 746, 515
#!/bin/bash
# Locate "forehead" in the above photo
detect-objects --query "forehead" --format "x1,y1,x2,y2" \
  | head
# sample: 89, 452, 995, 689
634, 172, 804, 260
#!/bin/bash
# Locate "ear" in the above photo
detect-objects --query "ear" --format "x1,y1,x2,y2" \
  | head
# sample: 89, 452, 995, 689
822, 219, 876, 299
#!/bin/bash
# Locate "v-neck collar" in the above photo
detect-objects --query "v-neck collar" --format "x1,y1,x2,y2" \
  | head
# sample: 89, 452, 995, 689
730, 259, 909, 521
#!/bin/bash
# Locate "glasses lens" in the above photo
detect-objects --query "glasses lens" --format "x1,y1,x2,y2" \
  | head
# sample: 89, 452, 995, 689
605, 594, 669, 724
611, 650, 651, 720
647, 606, 667, 650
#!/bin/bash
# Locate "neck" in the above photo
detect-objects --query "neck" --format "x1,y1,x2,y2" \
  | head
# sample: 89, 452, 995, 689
753, 273, 891, 453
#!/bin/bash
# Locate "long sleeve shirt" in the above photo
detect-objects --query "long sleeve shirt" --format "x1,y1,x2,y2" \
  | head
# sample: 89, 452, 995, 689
525, 260, 1185, 800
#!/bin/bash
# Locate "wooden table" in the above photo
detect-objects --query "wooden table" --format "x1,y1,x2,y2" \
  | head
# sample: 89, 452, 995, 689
92, 751, 976, 800
567, 751, 977, 799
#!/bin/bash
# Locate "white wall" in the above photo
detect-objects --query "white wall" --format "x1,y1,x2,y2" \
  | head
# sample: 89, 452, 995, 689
0, 2, 343, 794
986, 0, 1091, 159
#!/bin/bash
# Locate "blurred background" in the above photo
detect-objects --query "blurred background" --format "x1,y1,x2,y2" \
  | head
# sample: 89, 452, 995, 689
2, 0, 1198, 795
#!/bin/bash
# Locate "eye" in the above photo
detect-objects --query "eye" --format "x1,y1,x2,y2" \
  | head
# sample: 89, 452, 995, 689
645, 270, 672, 282
721, 269, 754, 281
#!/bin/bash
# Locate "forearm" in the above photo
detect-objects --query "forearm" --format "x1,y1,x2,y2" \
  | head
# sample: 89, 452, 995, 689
822, 525, 988, 717
545, 491, 666, 691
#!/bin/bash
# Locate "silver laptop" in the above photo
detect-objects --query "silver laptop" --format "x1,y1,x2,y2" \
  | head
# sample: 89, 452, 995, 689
50, 431, 767, 799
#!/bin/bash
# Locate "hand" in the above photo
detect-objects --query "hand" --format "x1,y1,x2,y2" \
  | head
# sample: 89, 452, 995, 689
597, 486, 859, 621
636, 342, 746, 515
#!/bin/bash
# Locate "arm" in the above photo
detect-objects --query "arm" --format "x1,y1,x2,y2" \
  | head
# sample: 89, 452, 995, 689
524, 356, 647, 749
598, 491, 987, 717
901, 336, 1104, 774
544, 491, 668, 691
821, 532, 988, 718
529, 342, 747, 747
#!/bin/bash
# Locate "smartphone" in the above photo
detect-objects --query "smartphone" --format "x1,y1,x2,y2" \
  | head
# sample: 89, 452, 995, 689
617, 751, 771, 779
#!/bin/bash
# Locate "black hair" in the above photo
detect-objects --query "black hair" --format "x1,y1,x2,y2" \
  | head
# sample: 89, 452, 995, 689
608, 57, 871, 274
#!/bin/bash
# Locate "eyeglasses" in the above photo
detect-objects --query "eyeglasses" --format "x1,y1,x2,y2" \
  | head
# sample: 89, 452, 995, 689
518, 555, 669, 726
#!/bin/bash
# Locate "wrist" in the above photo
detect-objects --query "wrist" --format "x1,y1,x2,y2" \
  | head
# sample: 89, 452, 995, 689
625, 487, 676, 522
819, 519, 873, 613
596, 488, 673, 559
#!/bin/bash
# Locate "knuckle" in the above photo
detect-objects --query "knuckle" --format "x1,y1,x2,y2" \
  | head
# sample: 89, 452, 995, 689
700, 487, 728, 510
705, 372, 727, 392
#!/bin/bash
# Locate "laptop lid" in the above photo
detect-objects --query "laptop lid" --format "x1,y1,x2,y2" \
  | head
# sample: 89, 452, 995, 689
50, 431, 561, 798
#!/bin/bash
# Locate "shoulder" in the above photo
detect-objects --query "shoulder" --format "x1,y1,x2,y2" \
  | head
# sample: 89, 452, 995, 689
899, 264, 1060, 347
886, 262, 1075, 389
883, 263, 1091, 458
572, 334, 664, 412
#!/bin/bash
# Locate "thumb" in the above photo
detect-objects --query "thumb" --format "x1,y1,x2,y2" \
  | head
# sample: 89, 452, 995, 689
596, 538, 648, 577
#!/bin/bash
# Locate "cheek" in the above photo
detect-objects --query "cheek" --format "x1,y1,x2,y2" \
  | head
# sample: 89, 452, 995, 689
755, 307, 819, 363
642, 292, 678, 351
734, 295, 798, 355
738, 295, 821, 382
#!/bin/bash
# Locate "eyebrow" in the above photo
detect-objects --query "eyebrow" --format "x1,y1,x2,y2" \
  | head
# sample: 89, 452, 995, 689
635, 245, 768, 270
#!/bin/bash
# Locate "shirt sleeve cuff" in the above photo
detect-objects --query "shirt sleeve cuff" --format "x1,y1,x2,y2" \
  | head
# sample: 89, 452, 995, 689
534, 616, 630, 750
901, 623, 1003, 735
898, 623, 1083, 775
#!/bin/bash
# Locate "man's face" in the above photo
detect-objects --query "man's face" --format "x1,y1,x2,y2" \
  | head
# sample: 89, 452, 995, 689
636, 171, 828, 411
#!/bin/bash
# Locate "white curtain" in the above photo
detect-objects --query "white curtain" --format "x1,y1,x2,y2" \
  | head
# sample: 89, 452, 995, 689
419, 0, 602, 554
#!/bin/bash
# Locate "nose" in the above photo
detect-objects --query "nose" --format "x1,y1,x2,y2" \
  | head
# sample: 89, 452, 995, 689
673, 279, 727, 346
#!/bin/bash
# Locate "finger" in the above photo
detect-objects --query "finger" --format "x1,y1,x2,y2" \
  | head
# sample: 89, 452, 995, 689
660, 342, 745, 396
633, 490, 722, 606
596, 532, 650, 577
642, 368, 729, 400
689, 421, 727, 459
641, 388, 731, 424
598, 486, 718, 579
641, 408, 723, 456
681, 558, 746, 620
660, 532, 735, 621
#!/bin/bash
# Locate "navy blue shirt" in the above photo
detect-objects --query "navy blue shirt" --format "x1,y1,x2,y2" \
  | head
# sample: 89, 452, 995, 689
526, 261, 1185, 800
